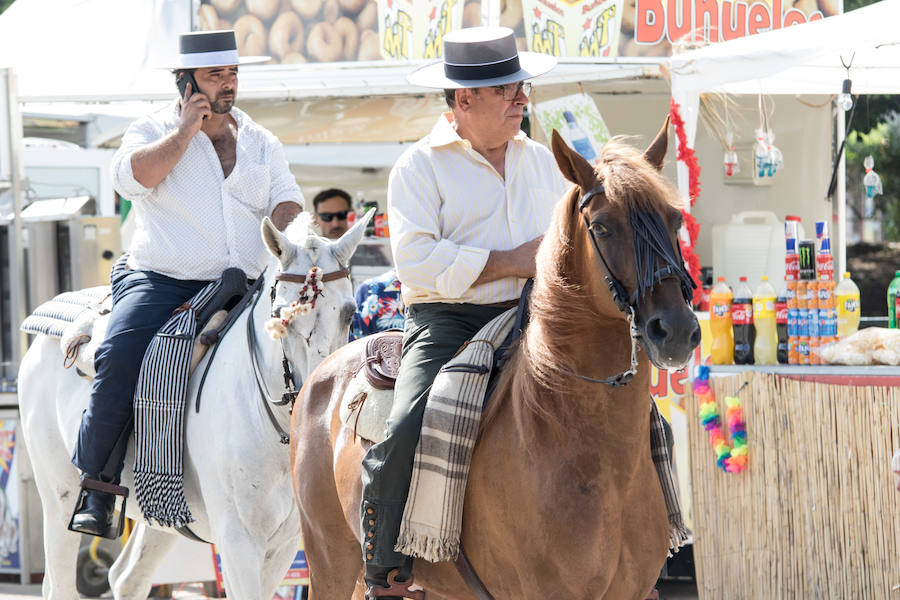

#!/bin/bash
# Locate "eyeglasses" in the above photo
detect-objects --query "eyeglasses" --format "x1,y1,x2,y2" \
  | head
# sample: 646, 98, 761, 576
317, 210, 351, 222
491, 81, 532, 101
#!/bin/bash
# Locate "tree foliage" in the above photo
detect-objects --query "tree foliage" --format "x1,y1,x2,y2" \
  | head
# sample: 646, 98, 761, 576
846, 117, 900, 240
0, 0, 14, 15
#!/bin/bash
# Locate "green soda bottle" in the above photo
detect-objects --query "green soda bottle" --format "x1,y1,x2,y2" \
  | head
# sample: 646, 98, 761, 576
889, 270, 900, 328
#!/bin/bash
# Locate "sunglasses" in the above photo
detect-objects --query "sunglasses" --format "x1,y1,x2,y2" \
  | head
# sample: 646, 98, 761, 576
491, 81, 532, 101
317, 210, 351, 222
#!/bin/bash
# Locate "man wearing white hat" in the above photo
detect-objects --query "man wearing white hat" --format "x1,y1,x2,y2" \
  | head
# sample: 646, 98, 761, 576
69, 30, 303, 536
360, 26, 569, 599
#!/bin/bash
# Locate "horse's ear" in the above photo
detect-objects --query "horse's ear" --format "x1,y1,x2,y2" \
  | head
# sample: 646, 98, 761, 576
643, 116, 670, 171
331, 207, 375, 266
261, 216, 295, 264
551, 129, 597, 188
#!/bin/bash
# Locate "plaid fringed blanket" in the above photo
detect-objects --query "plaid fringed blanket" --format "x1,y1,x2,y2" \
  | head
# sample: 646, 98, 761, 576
133, 278, 226, 528
396, 310, 688, 562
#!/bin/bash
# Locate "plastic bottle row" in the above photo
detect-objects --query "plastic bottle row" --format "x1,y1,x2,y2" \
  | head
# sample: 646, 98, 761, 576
709, 273, 860, 365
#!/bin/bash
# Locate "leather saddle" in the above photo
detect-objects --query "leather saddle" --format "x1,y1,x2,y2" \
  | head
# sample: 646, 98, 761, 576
363, 334, 403, 390
359, 279, 534, 393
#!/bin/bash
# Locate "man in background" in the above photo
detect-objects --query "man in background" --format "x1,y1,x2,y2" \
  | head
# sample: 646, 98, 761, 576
312, 188, 353, 239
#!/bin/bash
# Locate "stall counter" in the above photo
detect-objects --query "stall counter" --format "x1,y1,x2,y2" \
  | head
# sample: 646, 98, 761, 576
686, 364, 900, 599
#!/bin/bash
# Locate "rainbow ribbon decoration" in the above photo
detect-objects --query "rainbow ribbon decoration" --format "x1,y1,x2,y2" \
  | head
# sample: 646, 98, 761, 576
694, 365, 748, 473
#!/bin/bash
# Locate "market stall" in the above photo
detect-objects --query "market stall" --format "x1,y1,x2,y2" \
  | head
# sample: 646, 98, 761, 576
688, 366, 900, 599
666, 6, 900, 596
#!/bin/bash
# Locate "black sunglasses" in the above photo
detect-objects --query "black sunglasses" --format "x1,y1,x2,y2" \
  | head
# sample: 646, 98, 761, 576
317, 210, 351, 222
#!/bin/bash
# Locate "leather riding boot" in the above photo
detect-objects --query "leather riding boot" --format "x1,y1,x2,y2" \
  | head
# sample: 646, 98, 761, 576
70, 477, 115, 537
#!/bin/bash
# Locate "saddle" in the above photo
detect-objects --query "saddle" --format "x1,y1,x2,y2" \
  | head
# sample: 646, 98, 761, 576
22, 265, 255, 381
363, 334, 403, 390
341, 280, 534, 442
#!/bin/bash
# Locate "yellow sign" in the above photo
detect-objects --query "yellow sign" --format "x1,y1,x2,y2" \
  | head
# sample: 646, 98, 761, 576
377, 0, 463, 60
522, 0, 624, 58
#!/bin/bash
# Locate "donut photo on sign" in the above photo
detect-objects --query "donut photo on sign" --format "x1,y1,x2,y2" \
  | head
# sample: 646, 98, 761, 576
196, 0, 381, 64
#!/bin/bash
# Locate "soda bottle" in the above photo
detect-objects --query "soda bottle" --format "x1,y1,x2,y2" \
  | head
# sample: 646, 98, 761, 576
709, 277, 734, 365
889, 270, 900, 329
732, 277, 755, 364
563, 111, 597, 163
776, 285, 789, 364
835, 272, 861, 338
796, 279, 810, 364
784, 220, 800, 282
787, 279, 800, 364
808, 281, 820, 364
753, 276, 778, 364
815, 221, 835, 281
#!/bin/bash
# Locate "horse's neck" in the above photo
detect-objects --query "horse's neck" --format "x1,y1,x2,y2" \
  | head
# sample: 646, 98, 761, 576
504, 312, 653, 470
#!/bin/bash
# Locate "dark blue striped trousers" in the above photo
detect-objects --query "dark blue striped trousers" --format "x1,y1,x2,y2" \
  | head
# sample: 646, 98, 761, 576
72, 267, 210, 479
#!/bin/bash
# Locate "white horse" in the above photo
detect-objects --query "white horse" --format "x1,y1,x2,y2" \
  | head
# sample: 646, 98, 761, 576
17, 212, 371, 599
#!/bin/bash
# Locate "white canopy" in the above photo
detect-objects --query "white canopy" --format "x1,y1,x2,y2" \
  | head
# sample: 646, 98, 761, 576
667, 0, 900, 276
669, 0, 900, 96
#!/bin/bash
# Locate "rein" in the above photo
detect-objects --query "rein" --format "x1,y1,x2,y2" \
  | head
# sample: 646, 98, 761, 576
566, 182, 695, 387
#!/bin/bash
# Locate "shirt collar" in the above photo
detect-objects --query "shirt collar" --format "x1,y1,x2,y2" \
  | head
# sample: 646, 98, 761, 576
428, 112, 527, 149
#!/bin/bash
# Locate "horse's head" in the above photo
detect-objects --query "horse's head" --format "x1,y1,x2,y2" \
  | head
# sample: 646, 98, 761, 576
260, 210, 374, 371
550, 119, 700, 370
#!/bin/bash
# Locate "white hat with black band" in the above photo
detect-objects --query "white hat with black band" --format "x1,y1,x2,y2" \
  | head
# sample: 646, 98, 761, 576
164, 30, 270, 69
407, 26, 556, 89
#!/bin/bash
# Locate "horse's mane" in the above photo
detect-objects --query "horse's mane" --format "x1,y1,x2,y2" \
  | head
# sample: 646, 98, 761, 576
505, 138, 683, 424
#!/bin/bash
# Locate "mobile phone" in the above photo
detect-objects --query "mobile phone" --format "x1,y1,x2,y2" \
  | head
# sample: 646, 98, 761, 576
176, 71, 199, 101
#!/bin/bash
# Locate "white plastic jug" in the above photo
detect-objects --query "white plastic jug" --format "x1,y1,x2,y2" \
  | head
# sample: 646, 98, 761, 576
712, 211, 786, 288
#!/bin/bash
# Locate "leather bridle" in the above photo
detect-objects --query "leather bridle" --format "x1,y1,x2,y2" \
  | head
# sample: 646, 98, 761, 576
567, 182, 695, 387
246, 265, 351, 443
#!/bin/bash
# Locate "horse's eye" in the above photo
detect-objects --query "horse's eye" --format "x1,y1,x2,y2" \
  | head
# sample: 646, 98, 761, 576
590, 221, 610, 237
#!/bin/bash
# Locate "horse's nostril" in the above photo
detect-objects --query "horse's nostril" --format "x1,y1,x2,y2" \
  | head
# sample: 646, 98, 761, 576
646, 316, 668, 343
689, 323, 702, 348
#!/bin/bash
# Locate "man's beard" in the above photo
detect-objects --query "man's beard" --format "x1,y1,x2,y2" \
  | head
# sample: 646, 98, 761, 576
211, 93, 235, 114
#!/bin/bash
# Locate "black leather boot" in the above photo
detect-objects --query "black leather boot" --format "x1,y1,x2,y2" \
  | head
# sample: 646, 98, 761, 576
70, 478, 115, 537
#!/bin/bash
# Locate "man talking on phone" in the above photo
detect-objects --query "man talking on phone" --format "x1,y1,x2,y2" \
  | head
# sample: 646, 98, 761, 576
69, 30, 304, 536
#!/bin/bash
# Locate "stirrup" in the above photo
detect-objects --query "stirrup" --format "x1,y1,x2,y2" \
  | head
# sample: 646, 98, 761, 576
367, 569, 426, 600
67, 478, 129, 540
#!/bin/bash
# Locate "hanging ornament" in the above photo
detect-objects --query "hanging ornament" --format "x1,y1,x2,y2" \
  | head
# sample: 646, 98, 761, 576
723, 131, 738, 177
754, 128, 769, 178
766, 129, 783, 177
693, 366, 748, 474
863, 155, 883, 199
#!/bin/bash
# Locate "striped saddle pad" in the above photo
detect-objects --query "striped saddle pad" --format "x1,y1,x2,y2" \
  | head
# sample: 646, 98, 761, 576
20, 286, 112, 340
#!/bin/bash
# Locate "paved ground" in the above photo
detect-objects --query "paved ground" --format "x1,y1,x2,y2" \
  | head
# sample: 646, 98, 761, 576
0, 578, 700, 599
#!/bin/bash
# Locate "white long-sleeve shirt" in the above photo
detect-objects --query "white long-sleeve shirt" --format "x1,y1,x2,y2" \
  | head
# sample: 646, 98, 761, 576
112, 102, 303, 280
388, 112, 570, 306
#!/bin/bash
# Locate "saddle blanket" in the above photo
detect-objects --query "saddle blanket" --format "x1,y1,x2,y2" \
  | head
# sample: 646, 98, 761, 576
389, 310, 688, 562
20, 275, 231, 528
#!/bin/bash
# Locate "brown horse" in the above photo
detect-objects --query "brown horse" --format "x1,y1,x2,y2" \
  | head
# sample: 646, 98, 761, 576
290, 119, 701, 600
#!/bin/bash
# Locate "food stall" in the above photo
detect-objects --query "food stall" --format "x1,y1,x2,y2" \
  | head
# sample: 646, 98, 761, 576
668, 4, 900, 596
1, 0, 845, 592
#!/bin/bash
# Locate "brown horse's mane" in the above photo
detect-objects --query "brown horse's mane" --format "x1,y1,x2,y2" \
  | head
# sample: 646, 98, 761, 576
485, 137, 683, 429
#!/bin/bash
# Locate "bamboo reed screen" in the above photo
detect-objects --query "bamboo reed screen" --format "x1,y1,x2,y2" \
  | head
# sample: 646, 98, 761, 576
686, 371, 900, 599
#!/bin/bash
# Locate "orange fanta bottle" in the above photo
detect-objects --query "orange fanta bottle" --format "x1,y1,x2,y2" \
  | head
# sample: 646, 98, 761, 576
709, 277, 734, 365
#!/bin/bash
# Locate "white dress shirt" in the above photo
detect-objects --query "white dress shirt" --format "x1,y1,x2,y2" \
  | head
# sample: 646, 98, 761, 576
112, 102, 303, 280
388, 113, 570, 306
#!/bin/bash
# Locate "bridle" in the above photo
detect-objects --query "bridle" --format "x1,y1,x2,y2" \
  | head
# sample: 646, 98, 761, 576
567, 181, 695, 387
246, 264, 350, 443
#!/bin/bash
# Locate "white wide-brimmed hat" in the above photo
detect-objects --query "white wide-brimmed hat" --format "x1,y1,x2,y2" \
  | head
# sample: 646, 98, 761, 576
162, 30, 270, 69
407, 26, 557, 89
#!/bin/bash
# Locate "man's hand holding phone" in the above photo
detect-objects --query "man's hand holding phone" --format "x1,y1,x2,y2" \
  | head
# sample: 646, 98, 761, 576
177, 75, 210, 138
